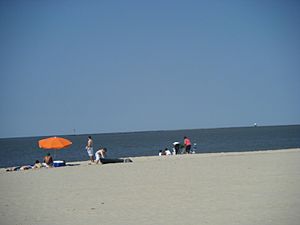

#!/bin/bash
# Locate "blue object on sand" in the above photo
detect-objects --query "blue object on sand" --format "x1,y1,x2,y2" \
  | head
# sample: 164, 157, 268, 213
53, 160, 66, 167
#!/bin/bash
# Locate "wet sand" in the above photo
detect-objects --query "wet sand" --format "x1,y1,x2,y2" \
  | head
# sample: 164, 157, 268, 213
1, 149, 300, 225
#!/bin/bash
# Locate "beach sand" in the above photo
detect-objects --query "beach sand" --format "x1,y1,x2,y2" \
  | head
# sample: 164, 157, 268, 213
1, 149, 300, 225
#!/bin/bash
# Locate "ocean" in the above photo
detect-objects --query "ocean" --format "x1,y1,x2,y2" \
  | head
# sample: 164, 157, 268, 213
0, 125, 299, 168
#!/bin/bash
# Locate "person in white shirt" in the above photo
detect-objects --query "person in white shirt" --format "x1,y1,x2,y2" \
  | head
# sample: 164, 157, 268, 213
165, 148, 171, 155
159, 149, 165, 156
172, 142, 180, 155
159, 148, 172, 156
85, 136, 94, 163
95, 148, 107, 164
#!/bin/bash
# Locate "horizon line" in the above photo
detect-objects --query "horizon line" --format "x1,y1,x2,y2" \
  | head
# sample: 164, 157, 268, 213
1, 123, 299, 140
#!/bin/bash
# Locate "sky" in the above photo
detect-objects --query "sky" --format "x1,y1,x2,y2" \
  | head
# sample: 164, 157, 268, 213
0, 0, 300, 138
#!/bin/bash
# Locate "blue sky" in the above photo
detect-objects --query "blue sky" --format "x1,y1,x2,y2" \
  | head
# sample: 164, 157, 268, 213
0, 0, 299, 138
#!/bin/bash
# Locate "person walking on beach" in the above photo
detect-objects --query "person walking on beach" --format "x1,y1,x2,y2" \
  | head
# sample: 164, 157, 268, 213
85, 136, 94, 163
183, 136, 192, 154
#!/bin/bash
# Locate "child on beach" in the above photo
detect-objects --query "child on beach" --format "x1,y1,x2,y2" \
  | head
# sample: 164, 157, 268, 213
95, 148, 107, 164
85, 136, 94, 163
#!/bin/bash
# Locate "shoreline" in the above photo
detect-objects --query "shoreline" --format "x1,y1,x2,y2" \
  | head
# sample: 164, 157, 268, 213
1, 148, 299, 171
1, 148, 300, 225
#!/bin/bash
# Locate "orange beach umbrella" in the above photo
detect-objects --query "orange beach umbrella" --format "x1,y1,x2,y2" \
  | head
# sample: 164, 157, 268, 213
38, 136, 72, 149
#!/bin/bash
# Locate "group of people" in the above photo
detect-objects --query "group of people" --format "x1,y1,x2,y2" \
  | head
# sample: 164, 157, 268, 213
84, 136, 196, 161
159, 136, 196, 156
85, 136, 107, 163
6, 153, 55, 172
6, 135, 195, 172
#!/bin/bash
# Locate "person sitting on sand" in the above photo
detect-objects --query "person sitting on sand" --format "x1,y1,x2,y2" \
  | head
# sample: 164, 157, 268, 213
159, 148, 172, 156
33, 160, 43, 169
43, 153, 53, 167
159, 149, 166, 156
164, 148, 171, 155
95, 148, 107, 164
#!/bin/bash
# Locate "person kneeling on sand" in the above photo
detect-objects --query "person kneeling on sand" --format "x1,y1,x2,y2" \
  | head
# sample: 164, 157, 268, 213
95, 148, 107, 164
43, 153, 53, 167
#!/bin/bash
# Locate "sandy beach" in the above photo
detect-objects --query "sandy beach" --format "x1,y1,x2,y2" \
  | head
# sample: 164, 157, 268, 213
1, 149, 300, 225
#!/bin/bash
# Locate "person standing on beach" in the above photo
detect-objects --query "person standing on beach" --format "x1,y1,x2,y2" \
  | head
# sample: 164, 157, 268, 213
172, 142, 180, 155
85, 136, 94, 163
183, 136, 192, 154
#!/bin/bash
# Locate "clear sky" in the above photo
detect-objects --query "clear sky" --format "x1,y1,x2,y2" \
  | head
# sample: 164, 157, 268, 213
0, 0, 299, 138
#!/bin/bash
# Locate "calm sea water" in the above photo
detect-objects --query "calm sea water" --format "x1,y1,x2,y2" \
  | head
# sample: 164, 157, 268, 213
0, 125, 299, 168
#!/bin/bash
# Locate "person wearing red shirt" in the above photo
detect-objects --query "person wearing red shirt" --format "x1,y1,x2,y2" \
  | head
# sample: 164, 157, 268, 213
184, 136, 192, 154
